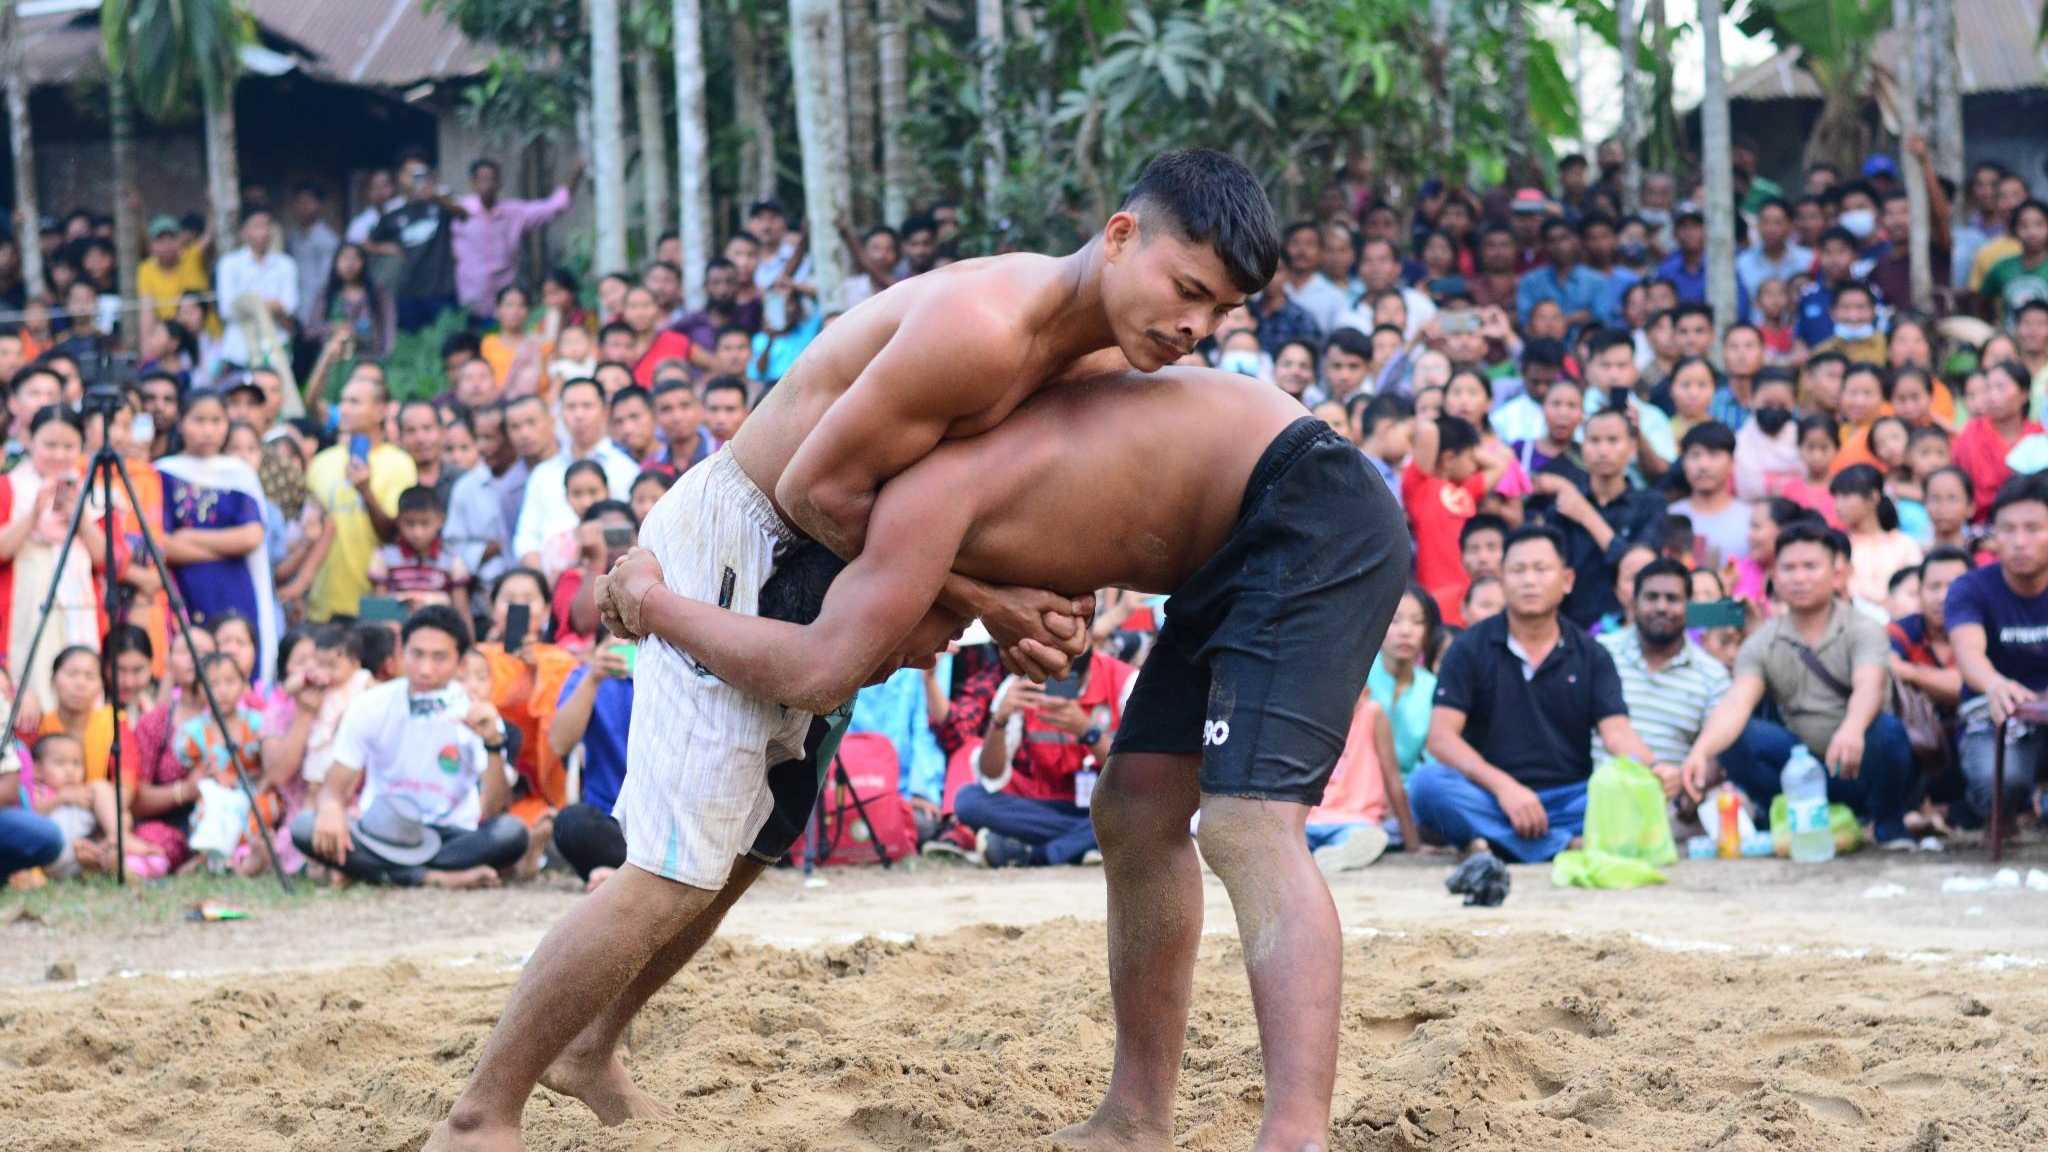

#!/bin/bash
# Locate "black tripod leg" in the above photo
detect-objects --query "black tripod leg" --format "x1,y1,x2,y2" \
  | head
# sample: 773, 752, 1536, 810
832, 757, 895, 869
0, 462, 97, 743
105, 451, 292, 893
98, 456, 127, 884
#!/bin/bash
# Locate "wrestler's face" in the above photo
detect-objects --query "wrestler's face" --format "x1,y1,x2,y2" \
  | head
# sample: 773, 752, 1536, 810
1100, 210, 1245, 373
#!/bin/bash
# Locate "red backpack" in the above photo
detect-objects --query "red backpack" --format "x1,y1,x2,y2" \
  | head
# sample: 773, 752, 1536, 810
788, 732, 919, 868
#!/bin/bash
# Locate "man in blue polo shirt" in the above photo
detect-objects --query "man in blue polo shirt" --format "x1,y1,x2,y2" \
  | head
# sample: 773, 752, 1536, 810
548, 637, 636, 889
1412, 524, 1657, 862
1516, 219, 1609, 337
1949, 472, 2048, 828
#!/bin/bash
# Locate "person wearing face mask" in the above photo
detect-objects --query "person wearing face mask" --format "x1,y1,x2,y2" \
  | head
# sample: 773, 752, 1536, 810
1795, 227, 1878, 347
1733, 371, 1803, 502
1813, 283, 1888, 366
1833, 181, 1887, 276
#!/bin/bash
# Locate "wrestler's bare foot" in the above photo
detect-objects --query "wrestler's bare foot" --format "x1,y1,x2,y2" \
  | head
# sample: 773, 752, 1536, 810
540, 1047, 672, 1125
420, 1115, 525, 1152
1047, 1111, 1172, 1152
422, 865, 502, 890
584, 867, 616, 893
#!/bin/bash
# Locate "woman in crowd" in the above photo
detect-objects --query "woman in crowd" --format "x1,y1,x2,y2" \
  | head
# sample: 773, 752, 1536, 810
475, 568, 580, 827
174, 291, 225, 384
106, 624, 157, 716
617, 287, 692, 388
1272, 339, 1324, 407
38, 644, 140, 789
156, 393, 276, 683
259, 436, 329, 626
0, 406, 106, 708
1783, 413, 1841, 524
129, 625, 218, 871
208, 612, 266, 704
308, 242, 392, 359
541, 268, 588, 333
481, 284, 550, 397
1666, 356, 1719, 444
1922, 466, 1983, 558
1831, 463, 1923, 610
1951, 359, 2040, 521
1442, 368, 1529, 499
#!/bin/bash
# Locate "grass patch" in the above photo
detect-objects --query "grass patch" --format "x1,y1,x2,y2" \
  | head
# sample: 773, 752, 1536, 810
3, 870, 373, 931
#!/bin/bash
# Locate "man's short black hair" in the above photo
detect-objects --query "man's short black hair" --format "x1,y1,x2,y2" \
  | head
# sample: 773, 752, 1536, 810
652, 377, 696, 401
1502, 523, 1567, 564
441, 330, 483, 360
1435, 414, 1481, 457
581, 498, 640, 529
1359, 392, 1412, 440
1819, 225, 1858, 250
1776, 519, 1844, 560
1833, 281, 1875, 308
352, 621, 397, 674
470, 158, 501, 178
1756, 196, 1793, 218
1921, 545, 1974, 576
1522, 338, 1566, 368
703, 375, 750, 403
1460, 512, 1508, 549
1324, 327, 1373, 361
598, 320, 635, 345
2016, 299, 2048, 325
1586, 326, 1634, 360
1680, 421, 1736, 456
1540, 218, 1574, 242
1888, 565, 1921, 594
1633, 557, 1692, 601
1579, 212, 1617, 235
396, 486, 444, 518
1120, 149, 1282, 295
559, 376, 605, 405
901, 214, 937, 238
1991, 471, 2048, 523
1672, 301, 1714, 325
610, 383, 652, 412
402, 603, 473, 654
1559, 153, 1589, 171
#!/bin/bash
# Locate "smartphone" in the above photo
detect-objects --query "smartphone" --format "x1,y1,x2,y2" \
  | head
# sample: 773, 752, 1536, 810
1440, 310, 1481, 335
607, 641, 638, 678
1041, 670, 1086, 700
359, 596, 407, 624
502, 603, 531, 652
349, 433, 370, 464
1686, 599, 1746, 630
603, 525, 636, 550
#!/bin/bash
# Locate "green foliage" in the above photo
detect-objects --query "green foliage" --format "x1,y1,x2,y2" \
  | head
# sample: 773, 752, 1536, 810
101, 0, 251, 122
381, 310, 472, 404
1737, 0, 1893, 174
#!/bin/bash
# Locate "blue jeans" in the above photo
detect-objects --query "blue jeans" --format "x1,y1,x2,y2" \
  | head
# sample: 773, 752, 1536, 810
0, 806, 65, 880
1306, 822, 1373, 852
1717, 715, 1912, 843
953, 783, 1098, 866
1956, 712, 2043, 828
1407, 762, 1588, 863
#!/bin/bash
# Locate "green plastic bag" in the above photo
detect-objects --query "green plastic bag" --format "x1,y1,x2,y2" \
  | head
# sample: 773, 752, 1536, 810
1583, 757, 1678, 867
1552, 849, 1669, 889
1767, 797, 1864, 856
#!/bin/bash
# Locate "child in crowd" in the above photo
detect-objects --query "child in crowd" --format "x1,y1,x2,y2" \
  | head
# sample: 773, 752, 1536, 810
24, 732, 144, 879
1734, 497, 1803, 607
1922, 466, 1984, 558
539, 461, 610, 582
628, 470, 673, 524
174, 653, 271, 875
1669, 422, 1747, 564
354, 621, 400, 681
1832, 363, 1889, 474
1356, 394, 1413, 498
546, 324, 596, 398
368, 487, 470, 616
1870, 416, 1932, 541
1512, 376, 1583, 477
1753, 278, 1802, 364
1458, 514, 1506, 590
1461, 575, 1503, 625
301, 625, 371, 790
1783, 413, 1841, 525
1889, 365, 1937, 429
207, 612, 266, 704
1886, 567, 1923, 623
1831, 463, 1923, 611
1666, 357, 1718, 443
1405, 413, 1485, 624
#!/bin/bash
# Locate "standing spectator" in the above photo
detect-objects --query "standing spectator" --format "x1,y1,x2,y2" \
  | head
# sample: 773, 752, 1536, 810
1948, 473, 2048, 827
958, 649, 1135, 868
215, 207, 298, 370
1679, 522, 1914, 845
1795, 228, 1867, 347
1595, 558, 1728, 789
547, 637, 635, 889
652, 379, 716, 472
345, 169, 401, 244
286, 183, 339, 334
136, 215, 210, 322
1737, 198, 1813, 296
611, 289, 695, 388
156, 392, 276, 664
452, 157, 578, 321
1978, 199, 2048, 327
370, 152, 469, 332
837, 226, 900, 311
305, 375, 416, 622
0, 406, 105, 708
1528, 407, 1668, 629
1336, 238, 1436, 341
1516, 219, 1606, 335
670, 259, 746, 362
1414, 525, 1654, 861
702, 376, 750, 446
307, 243, 394, 360
512, 380, 637, 565
746, 199, 810, 290
293, 605, 526, 888
1404, 412, 1484, 622
1275, 222, 1346, 336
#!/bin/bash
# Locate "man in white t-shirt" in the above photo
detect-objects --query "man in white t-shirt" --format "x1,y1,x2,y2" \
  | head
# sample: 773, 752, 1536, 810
291, 605, 526, 888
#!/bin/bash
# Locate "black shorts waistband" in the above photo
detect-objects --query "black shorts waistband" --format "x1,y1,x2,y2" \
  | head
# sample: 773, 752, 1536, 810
1237, 416, 1347, 524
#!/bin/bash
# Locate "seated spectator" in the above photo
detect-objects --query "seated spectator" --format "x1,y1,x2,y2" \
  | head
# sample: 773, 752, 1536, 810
1886, 566, 1922, 622
549, 634, 635, 890
1891, 549, 1970, 818
1679, 522, 1914, 845
1948, 474, 2048, 829
172, 653, 270, 875
23, 731, 149, 879
1733, 370, 1803, 501
958, 649, 1135, 868
1596, 559, 1728, 799
1458, 513, 1506, 593
368, 487, 470, 615
1670, 422, 1748, 565
292, 605, 526, 888
1528, 407, 1668, 629
1309, 585, 1443, 867
1951, 360, 2039, 522
1461, 575, 1504, 626
474, 568, 581, 825
1831, 464, 1922, 610
37, 645, 141, 790
1783, 414, 1841, 525
1413, 525, 1655, 862
1, 712, 66, 886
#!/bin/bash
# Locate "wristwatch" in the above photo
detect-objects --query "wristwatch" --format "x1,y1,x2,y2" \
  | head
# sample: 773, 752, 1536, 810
1081, 726, 1103, 747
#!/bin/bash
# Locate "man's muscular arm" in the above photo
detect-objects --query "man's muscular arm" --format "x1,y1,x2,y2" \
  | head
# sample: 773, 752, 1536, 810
772, 292, 1089, 677
604, 468, 976, 713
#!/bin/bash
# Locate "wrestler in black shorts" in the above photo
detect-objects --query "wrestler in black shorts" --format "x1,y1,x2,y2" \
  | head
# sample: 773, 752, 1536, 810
1111, 416, 1410, 804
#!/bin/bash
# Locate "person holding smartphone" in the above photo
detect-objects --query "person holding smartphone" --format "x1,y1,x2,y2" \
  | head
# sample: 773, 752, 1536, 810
954, 647, 1135, 868
368, 151, 470, 333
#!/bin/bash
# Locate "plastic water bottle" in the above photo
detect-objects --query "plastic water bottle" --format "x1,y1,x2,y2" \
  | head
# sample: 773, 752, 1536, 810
1780, 746, 1834, 863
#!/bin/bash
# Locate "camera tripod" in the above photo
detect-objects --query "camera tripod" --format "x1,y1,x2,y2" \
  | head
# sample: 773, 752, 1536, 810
2, 382, 289, 890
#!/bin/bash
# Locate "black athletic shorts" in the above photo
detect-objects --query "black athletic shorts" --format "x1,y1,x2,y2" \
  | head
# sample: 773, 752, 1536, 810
1109, 416, 1411, 805
748, 539, 852, 862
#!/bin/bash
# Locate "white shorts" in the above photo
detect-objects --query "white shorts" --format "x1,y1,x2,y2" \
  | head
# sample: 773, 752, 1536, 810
612, 451, 814, 890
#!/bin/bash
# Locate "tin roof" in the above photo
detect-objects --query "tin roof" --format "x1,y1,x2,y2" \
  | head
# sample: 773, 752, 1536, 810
1728, 0, 2048, 102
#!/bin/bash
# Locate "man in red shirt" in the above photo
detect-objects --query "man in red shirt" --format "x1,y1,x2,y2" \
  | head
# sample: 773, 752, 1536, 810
957, 649, 1135, 867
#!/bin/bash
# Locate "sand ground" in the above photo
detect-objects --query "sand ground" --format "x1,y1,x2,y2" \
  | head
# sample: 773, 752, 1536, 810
3, 849, 2046, 1150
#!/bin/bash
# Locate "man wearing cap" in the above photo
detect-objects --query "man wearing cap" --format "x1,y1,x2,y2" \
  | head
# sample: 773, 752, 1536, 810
1657, 208, 1752, 323
136, 214, 210, 323
1508, 189, 1551, 273
293, 604, 528, 888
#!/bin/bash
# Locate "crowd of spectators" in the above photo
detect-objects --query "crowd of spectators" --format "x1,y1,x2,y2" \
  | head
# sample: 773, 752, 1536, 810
5, 129, 2048, 890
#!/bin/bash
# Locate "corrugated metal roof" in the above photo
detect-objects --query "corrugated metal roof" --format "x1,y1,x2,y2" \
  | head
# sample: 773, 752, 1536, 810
19, 1, 492, 92
1729, 0, 2048, 101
